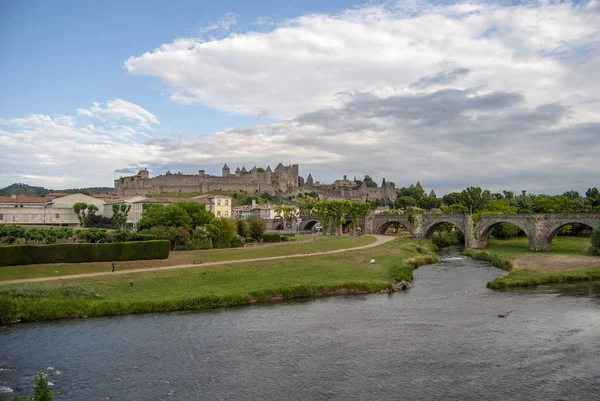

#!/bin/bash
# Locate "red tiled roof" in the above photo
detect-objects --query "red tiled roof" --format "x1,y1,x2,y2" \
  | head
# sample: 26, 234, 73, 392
0, 194, 54, 204
47, 192, 68, 197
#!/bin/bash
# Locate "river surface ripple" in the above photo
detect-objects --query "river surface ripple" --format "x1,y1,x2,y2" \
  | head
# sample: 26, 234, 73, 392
1, 248, 600, 401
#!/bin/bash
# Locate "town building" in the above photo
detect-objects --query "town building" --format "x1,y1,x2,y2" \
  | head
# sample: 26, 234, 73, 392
0, 193, 105, 226
191, 194, 233, 218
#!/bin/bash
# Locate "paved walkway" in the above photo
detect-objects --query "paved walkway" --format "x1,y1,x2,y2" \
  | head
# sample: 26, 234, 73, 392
0, 235, 396, 285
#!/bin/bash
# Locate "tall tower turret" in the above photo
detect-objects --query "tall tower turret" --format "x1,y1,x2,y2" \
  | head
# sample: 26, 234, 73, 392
222, 163, 230, 177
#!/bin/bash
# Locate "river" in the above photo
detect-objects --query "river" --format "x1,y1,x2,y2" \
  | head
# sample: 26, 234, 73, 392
1, 247, 600, 400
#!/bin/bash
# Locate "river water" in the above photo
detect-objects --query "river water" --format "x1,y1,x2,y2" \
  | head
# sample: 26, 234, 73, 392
1, 247, 600, 401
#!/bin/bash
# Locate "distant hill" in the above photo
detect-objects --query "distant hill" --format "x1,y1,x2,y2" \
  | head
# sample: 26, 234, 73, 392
0, 183, 114, 197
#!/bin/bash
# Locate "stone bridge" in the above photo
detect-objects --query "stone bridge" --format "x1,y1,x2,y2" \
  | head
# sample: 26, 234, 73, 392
364, 213, 600, 251
265, 216, 321, 232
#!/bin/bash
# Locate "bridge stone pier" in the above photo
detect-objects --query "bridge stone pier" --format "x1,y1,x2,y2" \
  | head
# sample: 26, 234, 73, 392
366, 213, 600, 251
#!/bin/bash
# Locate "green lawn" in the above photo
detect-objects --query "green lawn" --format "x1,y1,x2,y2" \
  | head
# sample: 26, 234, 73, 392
0, 235, 376, 281
485, 236, 591, 257
0, 238, 437, 323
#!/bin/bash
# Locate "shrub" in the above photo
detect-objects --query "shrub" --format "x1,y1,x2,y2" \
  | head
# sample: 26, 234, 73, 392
0, 241, 170, 267
190, 226, 212, 250
207, 218, 237, 248
590, 225, 600, 256
236, 219, 249, 238
263, 233, 281, 243
247, 216, 265, 241
230, 235, 246, 248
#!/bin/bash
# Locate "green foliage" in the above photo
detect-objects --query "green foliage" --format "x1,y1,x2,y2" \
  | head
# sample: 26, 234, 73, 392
487, 267, 600, 289
0, 241, 170, 267
110, 204, 131, 229
177, 201, 214, 228
236, 219, 249, 238
440, 204, 469, 214
460, 186, 492, 213
230, 234, 246, 248
263, 233, 281, 243
206, 218, 237, 248
463, 249, 513, 271
247, 216, 265, 241
190, 226, 212, 249
363, 175, 378, 187
4, 372, 53, 401
136, 204, 192, 231
441, 192, 462, 206
590, 225, 600, 256
141, 226, 190, 250
72, 202, 98, 227
75, 228, 108, 243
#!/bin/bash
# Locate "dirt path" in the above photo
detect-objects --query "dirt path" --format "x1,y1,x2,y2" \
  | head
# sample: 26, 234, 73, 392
0, 235, 396, 285
511, 254, 600, 272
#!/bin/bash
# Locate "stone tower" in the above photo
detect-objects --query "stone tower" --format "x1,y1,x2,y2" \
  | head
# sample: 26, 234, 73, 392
222, 163, 230, 177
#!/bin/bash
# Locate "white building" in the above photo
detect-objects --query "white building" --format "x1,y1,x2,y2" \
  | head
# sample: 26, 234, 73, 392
0, 193, 105, 226
102, 196, 147, 226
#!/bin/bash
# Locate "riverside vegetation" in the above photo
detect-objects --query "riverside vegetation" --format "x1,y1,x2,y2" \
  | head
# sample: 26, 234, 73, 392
0, 237, 437, 324
466, 225, 600, 289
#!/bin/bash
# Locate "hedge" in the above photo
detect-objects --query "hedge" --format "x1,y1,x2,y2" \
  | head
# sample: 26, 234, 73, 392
0, 240, 170, 267
263, 233, 281, 243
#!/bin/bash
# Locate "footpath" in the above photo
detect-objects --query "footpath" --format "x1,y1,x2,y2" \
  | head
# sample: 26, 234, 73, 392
0, 235, 395, 285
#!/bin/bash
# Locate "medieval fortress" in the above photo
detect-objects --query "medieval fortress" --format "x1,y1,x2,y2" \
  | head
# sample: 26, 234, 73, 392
114, 163, 397, 202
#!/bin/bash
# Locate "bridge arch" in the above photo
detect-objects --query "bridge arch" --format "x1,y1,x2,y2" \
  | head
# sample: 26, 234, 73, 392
419, 215, 467, 243
476, 216, 532, 248
372, 215, 414, 236
538, 219, 597, 251
302, 219, 319, 231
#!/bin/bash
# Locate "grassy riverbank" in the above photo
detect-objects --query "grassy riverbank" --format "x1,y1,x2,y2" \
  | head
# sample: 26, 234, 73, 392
0, 238, 437, 324
463, 236, 600, 289
0, 235, 375, 281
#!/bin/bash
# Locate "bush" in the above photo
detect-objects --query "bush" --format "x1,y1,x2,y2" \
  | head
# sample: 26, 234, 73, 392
247, 216, 265, 241
207, 218, 237, 248
590, 225, 600, 256
230, 235, 246, 248
263, 233, 281, 243
0, 241, 170, 267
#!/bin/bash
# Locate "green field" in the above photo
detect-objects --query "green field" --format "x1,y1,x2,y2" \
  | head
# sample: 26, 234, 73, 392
487, 267, 600, 289
0, 238, 437, 323
0, 235, 376, 281
485, 236, 591, 257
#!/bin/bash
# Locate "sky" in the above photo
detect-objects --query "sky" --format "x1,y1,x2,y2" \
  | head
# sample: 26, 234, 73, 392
0, 0, 599, 195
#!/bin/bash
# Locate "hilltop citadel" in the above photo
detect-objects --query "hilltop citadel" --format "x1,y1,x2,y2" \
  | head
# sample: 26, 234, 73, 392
114, 163, 398, 202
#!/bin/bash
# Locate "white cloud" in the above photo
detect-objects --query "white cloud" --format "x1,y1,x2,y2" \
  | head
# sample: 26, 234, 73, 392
77, 98, 159, 130
125, 1, 600, 122
196, 12, 238, 34
2, 2, 599, 194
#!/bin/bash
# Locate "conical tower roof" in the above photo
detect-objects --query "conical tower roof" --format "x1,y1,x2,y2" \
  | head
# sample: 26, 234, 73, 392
241, 166, 248, 174
409, 184, 414, 189
429, 189, 437, 197
266, 165, 272, 172
223, 163, 229, 170
416, 181, 423, 189
275, 162, 284, 171
235, 167, 241, 173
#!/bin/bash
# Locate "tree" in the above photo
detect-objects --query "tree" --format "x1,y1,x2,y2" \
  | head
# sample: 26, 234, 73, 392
190, 226, 212, 249
72, 203, 98, 227
590, 225, 600, 256
136, 204, 192, 231
441, 192, 463, 207
247, 216, 265, 241
460, 187, 492, 213
207, 218, 237, 248
586, 187, 600, 207
348, 202, 371, 234
236, 219, 249, 238
420, 196, 441, 211
381, 178, 386, 187
313, 201, 332, 233
111, 204, 131, 229
440, 204, 469, 214
363, 175, 377, 187
177, 201, 214, 228
275, 206, 298, 229
563, 191, 580, 200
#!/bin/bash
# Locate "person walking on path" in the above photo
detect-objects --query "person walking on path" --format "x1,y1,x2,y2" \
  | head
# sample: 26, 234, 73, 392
111, 261, 116, 273
370, 258, 375, 265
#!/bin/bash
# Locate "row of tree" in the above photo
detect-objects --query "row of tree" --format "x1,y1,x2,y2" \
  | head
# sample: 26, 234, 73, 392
134, 202, 266, 250
299, 200, 372, 234
0, 226, 155, 245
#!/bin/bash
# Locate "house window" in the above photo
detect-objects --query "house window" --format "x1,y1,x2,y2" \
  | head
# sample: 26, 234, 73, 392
225, 211, 229, 217
217, 199, 221, 206
225, 200, 229, 206
55, 214, 60, 219
217, 211, 221, 217
0, 214, 3, 220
